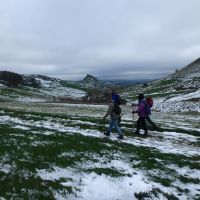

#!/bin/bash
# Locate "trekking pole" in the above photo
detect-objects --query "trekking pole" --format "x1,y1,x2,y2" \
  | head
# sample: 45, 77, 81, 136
132, 112, 135, 132
119, 113, 124, 127
131, 104, 137, 133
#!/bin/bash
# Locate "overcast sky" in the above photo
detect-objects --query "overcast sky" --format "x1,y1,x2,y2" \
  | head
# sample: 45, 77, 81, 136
0, 0, 200, 80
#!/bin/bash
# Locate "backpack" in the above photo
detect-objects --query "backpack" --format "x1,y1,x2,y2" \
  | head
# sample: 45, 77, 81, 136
116, 96, 127, 105
144, 100, 151, 116
112, 93, 127, 105
113, 102, 121, 115
146, 96, 153, 108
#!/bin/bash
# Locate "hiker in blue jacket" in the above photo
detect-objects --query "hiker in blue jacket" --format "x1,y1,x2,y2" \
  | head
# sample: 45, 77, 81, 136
103, 92, 124, 139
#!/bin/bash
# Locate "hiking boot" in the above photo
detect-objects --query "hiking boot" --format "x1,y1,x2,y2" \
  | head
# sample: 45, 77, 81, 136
153, 125, 158, 129
117, 135, 124, 140
104, 132, 110, 136
143, 132, 148, 137
135, 131, 140, 135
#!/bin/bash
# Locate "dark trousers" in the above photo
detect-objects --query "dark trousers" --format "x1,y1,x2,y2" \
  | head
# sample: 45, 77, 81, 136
136, 117, 147, 134
146, 116, 157, 128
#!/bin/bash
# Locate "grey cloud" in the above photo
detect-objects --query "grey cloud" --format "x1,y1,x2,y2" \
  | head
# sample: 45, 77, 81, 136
0, 0, 200, 80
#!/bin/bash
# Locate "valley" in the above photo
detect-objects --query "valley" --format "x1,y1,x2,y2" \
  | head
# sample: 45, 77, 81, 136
0, 58, 200, 199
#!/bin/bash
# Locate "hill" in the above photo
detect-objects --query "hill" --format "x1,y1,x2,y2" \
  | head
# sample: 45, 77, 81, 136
0, 72, 147, 103
0, 57, 200, 111
123, 57, 200, 112
79, 74, 103, 88
0, 61, 199, 199
0, 73, 86, 102
169, 57, 200, 78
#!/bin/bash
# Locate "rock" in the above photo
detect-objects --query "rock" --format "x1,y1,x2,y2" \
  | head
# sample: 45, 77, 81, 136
0, 71, 23, 87
21, 75, 41, 88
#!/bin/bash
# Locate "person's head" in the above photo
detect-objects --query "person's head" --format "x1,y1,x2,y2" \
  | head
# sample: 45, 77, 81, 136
146, 96, 152, 100
138, 93, 144, 101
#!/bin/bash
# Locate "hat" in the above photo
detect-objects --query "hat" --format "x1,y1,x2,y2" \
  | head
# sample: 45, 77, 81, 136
138, 93, 144, 101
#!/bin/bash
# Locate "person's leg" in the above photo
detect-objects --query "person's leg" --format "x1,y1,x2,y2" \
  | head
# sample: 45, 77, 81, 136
118, 116, 121, 127
141, 117, 147, 135
109, 119, 115, 132
104, 119, 114, 136
136, 118, 141, 134
146, 116, 157, 128
113, 119, 123, 138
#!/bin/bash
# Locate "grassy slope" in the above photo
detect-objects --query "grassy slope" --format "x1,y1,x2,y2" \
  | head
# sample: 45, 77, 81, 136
123, 78, 199, 102
0, 105, 199, 199
0, 76, 200, 199
0, 85, 52, 102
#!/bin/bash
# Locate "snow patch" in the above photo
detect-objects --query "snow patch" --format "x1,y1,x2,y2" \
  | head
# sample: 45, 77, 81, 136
37, 166, 153, 200
167, 89, 200, 102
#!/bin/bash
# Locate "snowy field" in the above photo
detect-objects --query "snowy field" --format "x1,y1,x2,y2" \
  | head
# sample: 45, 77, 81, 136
0, 102, 199, 200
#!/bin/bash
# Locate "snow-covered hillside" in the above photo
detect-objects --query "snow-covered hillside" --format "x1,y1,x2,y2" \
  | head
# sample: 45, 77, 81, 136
0, 57, 200, 112
123, 58, 200, 112
0, 59, 199, 199
0, 75, 86, 103
35, 77, 86, 99
78, 74, 103, 88
169, 57, 200, 78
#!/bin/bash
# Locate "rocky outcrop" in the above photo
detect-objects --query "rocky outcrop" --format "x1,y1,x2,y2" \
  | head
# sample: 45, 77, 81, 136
0, 71, 23, 87
21, 75, 41, 88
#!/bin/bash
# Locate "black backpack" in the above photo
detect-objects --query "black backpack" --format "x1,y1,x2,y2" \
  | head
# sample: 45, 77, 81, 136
113, 102, 121, 115
116, 96, 127, 105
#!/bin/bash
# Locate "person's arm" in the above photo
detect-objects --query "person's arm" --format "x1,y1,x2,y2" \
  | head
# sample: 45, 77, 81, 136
132, 103, 138, 114
103, 112, 109, 120
103, 103, 113, 120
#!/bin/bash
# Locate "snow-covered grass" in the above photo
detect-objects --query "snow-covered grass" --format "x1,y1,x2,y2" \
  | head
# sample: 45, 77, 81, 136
0, 102, 199, 199
123, 77, 200, 112
36, 77, 86, 99
166, 89, 200, 102
0, 78, 86, 103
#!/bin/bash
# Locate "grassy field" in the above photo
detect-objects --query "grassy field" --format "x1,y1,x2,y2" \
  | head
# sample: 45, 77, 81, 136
0, 102, 200, 199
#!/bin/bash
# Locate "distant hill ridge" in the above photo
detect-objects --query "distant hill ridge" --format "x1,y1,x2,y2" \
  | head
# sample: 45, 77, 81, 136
1, 57, 200, 112
79, 74, 103, 88
0, 57, 199, 89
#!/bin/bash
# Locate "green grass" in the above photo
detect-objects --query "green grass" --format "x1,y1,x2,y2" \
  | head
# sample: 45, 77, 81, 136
0, 86, 50, 102
0, 106, 199, 199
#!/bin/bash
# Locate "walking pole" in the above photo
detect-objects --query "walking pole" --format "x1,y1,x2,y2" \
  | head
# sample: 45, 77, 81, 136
118, 113, 124, 127
132, 104, 137, 133
132, 111, 135, 132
